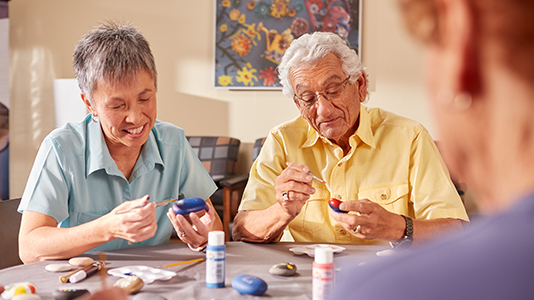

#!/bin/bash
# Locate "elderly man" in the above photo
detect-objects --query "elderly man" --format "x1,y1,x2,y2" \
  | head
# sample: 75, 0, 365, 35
232, 32, 468, 246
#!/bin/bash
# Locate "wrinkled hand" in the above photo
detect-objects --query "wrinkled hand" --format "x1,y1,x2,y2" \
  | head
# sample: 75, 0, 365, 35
274, 163, 316, 218
107, 195, 158, 243
329, 199, 405, 241
167, 202, 215, 248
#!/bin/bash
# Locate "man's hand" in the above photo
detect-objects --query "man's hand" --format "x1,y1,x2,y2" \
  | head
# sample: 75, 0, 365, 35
329, 199, 405, 241
274, 163, 316, 217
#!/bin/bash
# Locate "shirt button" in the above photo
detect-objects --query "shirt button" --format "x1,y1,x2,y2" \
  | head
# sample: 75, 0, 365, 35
381, 194, 387, 200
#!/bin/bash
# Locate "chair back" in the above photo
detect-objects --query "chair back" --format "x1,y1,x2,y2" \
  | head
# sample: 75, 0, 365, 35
187, 136, 241, 180
0, 198, 23, 269
252, 137, 266, 162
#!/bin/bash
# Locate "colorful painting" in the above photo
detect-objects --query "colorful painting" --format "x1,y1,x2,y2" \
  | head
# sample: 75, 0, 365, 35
214, 0, 361, 89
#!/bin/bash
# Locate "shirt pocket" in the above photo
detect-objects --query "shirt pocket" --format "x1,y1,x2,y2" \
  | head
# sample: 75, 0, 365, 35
358, 182, 409, 209
288, 186, 330, 234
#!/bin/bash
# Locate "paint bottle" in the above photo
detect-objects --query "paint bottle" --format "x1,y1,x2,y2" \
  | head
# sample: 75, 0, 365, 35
312, 246, 335, 300
206, 231, 225, 288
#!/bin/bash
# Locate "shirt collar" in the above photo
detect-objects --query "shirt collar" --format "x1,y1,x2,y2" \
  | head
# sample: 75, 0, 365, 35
86, 117, 164, 178
302, 104, 376, 149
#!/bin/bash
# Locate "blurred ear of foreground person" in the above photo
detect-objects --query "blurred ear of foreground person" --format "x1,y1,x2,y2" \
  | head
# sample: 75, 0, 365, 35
329, 0, 534, 299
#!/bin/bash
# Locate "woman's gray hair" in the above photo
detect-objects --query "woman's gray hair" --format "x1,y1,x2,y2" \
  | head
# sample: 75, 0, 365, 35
73, 21, 157, 103
278, 31, 364, 98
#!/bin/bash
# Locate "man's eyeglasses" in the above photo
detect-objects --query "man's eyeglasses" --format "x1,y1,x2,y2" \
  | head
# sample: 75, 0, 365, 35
293, 76, 351, 108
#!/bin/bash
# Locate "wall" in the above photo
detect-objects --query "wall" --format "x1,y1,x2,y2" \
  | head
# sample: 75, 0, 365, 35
7, 0, 430, 198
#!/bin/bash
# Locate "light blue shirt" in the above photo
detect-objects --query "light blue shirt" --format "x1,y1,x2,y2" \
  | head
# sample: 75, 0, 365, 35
19, 115, 217, 252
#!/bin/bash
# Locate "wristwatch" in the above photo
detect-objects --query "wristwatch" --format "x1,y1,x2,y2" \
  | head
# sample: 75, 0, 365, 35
390, 215, 413, 250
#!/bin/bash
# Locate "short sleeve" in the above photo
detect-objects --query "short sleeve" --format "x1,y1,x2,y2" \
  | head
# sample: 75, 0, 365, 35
19, 137, 70, 224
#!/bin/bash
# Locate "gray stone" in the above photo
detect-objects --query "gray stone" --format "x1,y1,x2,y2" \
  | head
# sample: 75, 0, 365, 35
269, 262, 297, 276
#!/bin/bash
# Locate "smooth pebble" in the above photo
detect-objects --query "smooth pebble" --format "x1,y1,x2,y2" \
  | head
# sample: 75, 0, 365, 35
68, 257, 94, 266
232, 274, 268, 296
269, 262, 297, 276
44, 263, 73, 272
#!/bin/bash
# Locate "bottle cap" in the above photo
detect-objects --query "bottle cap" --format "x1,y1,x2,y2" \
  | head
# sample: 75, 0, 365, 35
208, 231, 225, 246
314, 246, 333, 264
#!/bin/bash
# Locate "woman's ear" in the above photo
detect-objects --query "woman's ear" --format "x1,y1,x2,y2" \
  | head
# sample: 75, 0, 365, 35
81, 94, 95, 116
438, 0, 480, 96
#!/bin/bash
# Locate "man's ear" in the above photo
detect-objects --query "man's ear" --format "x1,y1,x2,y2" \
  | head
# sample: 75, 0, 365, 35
438, 0, 480, 96
357, 72, 367, 103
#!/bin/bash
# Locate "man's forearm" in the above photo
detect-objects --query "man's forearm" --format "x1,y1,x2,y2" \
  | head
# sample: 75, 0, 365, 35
232, 204, 294, 243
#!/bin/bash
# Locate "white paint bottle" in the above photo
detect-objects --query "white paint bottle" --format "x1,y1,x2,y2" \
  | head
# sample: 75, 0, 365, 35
206, 231, 225, 288
312, 246, 335, 300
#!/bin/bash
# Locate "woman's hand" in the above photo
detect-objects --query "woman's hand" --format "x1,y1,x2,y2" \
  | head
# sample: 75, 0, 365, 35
106, 195, 158, 243
166, 201, 216, 249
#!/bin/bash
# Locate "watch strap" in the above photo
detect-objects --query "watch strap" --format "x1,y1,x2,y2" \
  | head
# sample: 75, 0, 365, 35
401, 215, 413, 239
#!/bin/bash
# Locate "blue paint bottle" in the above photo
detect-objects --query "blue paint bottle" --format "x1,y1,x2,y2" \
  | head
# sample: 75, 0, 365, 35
206, 231, 225, 288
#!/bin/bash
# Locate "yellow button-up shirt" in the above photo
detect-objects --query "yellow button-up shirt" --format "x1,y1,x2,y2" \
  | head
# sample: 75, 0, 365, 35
239, 105, 469, 245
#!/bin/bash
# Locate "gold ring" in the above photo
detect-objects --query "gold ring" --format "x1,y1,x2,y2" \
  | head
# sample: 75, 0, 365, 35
353, 225, 361, 234
179, 232, 186, 238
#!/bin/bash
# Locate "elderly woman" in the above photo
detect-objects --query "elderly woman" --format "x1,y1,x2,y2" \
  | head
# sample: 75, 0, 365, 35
330, 0, 534, 299
233, 32, 468, 246
18, 21, 222, 263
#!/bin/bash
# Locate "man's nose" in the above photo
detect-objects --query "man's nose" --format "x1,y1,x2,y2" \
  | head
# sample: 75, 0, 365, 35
315, 94, 336, 116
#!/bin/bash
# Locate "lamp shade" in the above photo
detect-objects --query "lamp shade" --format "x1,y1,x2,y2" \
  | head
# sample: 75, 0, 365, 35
53, 78, 87, 128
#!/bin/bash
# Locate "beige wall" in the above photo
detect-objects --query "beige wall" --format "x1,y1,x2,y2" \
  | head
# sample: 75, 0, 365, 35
7, 0, 430, 198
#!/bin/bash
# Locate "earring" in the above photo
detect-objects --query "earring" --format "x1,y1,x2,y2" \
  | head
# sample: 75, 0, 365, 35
453, 92, 472, 111
91, 115, 99, 123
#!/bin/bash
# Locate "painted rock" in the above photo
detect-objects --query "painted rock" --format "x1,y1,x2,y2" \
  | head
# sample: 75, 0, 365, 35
269, 262, 297, 276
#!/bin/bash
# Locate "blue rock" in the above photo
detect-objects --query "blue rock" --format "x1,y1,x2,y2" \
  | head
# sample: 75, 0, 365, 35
232, 274, 268, 296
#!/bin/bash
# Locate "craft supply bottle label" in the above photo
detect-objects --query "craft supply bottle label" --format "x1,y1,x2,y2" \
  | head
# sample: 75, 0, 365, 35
206, 231, 226, 288
312, 261, 335, 300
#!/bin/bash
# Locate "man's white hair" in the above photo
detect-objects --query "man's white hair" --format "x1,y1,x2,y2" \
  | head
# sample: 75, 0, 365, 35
278, 31, 364, 98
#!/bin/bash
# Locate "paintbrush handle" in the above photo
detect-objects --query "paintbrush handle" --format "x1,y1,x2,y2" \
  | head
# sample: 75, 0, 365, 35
59, 263, 94, 283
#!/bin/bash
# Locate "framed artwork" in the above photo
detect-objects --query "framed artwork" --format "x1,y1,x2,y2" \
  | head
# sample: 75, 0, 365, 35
214, 0, 362, 89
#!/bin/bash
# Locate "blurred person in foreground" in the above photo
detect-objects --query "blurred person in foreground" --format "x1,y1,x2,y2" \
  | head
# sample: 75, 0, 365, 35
232, 31, 468, 246
331, 0, 534, 299
18, 21, 222, 263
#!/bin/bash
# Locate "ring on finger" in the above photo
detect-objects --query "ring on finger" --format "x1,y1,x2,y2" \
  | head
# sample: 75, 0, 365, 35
353, 225, 361, 234
282, 191, 289, 201
179, 232, 186, 238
